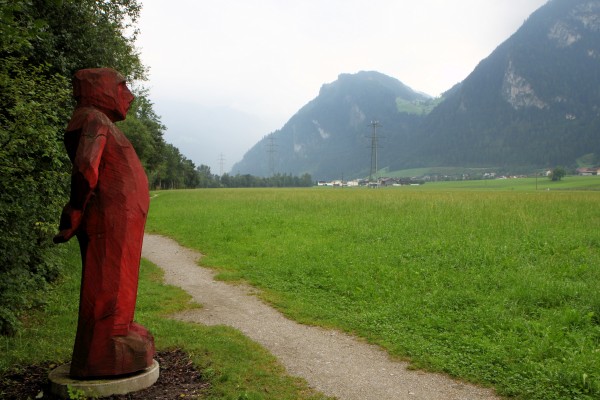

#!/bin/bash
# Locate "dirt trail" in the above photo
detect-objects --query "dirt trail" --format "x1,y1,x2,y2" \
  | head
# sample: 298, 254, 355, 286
142, 234, 500, 400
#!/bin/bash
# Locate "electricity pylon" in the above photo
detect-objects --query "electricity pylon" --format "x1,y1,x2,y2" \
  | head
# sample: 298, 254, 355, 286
368, 120, 381, 184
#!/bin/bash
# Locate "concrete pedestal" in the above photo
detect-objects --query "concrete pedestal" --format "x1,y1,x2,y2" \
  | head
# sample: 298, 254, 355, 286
49, 360, 159, 399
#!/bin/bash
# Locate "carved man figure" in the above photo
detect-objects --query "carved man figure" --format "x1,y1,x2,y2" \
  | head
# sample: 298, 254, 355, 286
54, 68, 155, 378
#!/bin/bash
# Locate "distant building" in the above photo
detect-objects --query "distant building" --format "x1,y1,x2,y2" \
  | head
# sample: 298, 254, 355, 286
576, 167, 600, 176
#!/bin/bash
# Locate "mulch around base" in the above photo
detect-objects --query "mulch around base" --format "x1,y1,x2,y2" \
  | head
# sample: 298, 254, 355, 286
0, 349, 209, 399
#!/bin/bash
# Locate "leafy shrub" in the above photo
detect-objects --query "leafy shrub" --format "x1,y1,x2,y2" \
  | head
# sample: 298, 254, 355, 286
0, 59, 71, 334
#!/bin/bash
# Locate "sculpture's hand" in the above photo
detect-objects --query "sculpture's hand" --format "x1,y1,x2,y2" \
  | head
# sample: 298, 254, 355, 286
53, 206, 82, 244
53, 230, 73, 243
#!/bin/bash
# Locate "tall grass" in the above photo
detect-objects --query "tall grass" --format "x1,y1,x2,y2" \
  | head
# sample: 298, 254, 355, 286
146, 186, 600, 400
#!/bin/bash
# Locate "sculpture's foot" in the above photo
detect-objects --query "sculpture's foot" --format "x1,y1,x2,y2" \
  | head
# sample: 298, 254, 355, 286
111, 322, 156, 375
70, 322, 155, 378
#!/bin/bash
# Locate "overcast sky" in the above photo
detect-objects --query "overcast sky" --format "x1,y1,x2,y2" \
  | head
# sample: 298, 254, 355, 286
137, 0, 548, 174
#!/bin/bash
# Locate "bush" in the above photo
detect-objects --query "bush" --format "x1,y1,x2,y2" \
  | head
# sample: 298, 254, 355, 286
0, 59, 71, 334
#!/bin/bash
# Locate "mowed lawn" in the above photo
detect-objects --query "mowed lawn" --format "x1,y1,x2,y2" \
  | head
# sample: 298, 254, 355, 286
146, 183, 600, 400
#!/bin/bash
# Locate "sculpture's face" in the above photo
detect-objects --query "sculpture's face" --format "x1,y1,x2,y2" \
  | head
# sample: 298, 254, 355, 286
115, 81, 135, 120
73, 68, 135, 121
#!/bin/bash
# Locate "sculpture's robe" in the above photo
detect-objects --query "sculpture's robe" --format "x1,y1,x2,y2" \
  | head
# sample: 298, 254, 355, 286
57, 69, 154, 378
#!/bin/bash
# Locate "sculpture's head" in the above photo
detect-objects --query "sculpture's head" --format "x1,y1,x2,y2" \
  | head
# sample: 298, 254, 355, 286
73, 68, 135, 122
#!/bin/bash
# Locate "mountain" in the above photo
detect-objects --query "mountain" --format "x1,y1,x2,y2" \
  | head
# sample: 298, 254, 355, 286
231, 71, 431, 180
232, 0, 600, 180
406, 0, 600, 170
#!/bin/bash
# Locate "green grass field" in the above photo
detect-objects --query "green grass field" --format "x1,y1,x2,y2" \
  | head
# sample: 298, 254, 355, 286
146, 178, 600, 400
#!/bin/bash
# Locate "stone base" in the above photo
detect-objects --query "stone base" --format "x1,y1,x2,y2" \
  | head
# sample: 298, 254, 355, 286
48, 360, 159, 399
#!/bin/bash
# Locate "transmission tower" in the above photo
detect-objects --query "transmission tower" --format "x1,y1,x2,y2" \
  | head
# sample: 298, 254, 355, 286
368, 120, 382, 184
266, 136, 277, 176
218, 153, 225, 176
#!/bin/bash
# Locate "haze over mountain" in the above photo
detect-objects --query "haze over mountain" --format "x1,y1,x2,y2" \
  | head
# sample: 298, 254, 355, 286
232, 0, 600, 180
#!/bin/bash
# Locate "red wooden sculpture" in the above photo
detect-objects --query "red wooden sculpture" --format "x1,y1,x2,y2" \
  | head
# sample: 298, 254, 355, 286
54, 68, 155, 378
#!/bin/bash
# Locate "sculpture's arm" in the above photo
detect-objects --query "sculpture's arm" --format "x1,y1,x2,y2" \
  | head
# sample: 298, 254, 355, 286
54, 124, 108, 243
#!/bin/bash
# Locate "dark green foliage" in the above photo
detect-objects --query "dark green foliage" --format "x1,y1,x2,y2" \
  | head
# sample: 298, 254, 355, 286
196, 164, 222, 188
25, 0, 145, 80
550, 166, 567, 181
160, 143, 199, 189
0, 60, 71, 335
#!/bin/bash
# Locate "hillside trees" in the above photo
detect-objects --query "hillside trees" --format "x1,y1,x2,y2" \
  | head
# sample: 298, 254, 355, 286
220, 173, 314, 188
197, 164, 221, 188
159, 144, 199, 189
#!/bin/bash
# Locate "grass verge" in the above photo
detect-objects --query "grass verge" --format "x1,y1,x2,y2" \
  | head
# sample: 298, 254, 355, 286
0, 241, 329, 400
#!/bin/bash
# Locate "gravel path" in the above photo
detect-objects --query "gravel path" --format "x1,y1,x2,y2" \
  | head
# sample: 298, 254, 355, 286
142, 234, 500, 400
